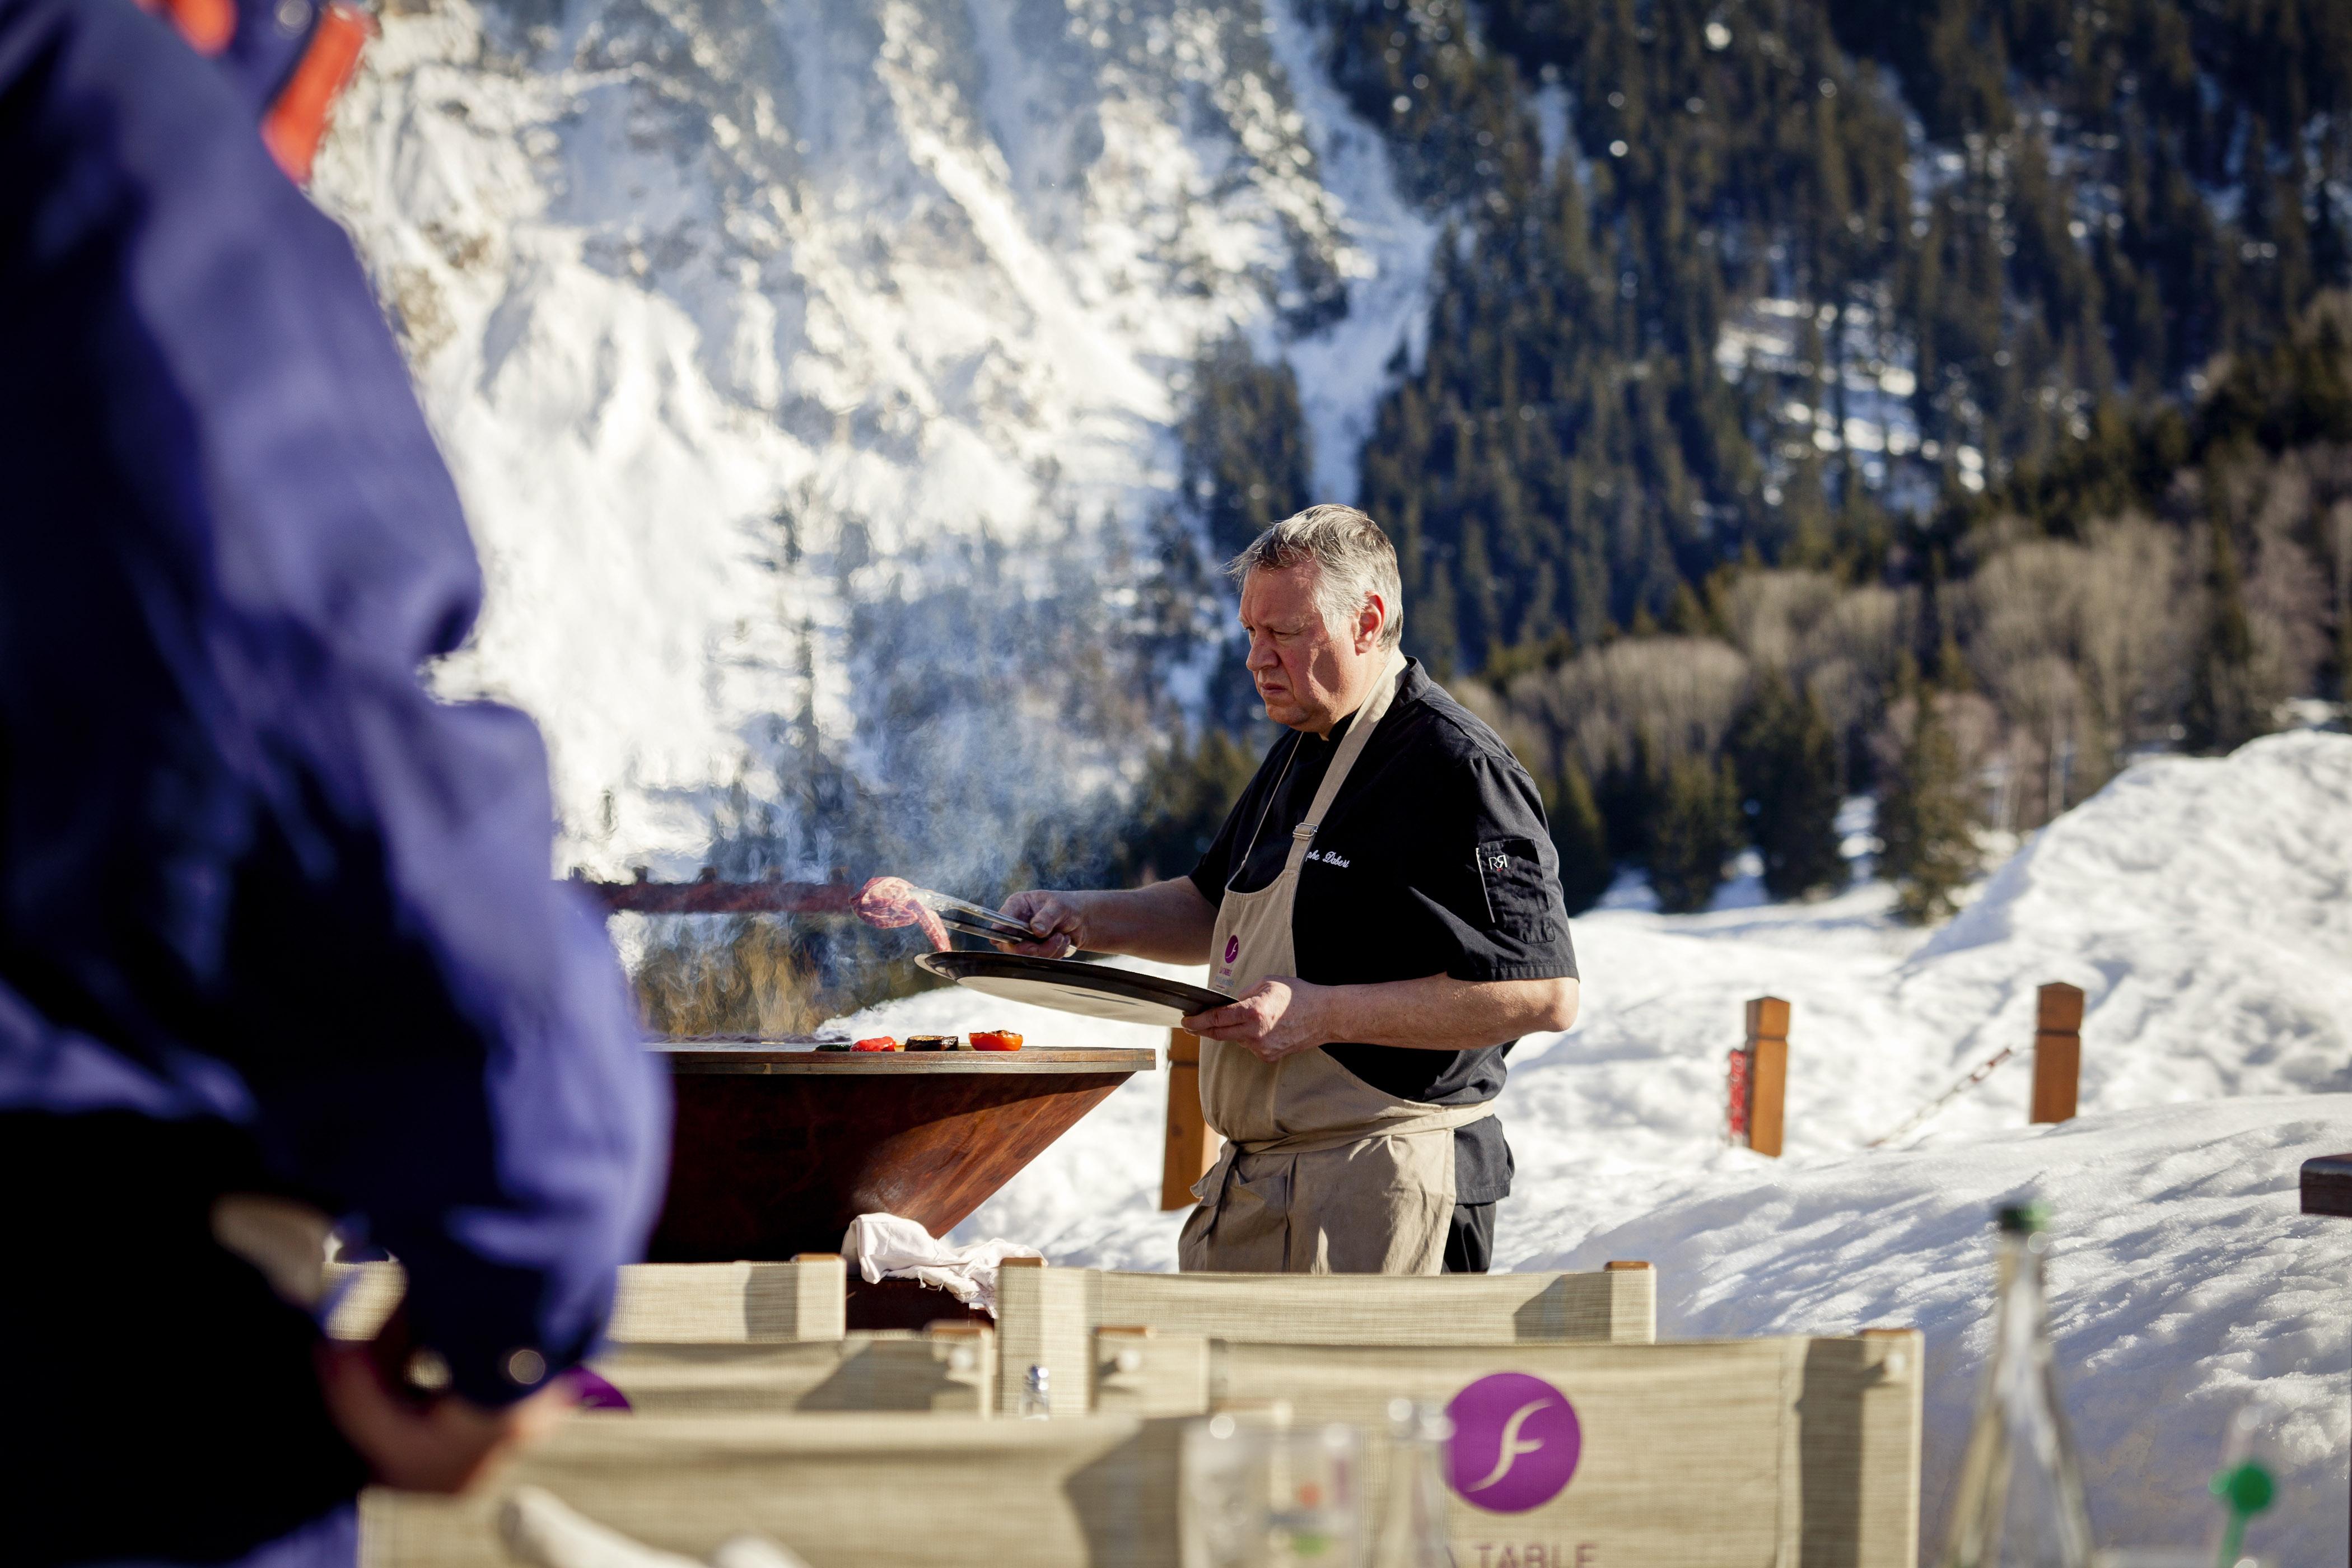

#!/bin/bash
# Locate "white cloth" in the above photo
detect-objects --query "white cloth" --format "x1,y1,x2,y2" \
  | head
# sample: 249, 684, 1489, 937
840, 1212, 1042, 1317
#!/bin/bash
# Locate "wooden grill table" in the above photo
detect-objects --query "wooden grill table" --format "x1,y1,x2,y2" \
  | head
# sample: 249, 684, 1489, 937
648, 1043, 1155, 1315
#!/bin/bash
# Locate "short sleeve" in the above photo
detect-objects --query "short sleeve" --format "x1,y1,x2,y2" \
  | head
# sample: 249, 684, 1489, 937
1411, 752, 1579, 983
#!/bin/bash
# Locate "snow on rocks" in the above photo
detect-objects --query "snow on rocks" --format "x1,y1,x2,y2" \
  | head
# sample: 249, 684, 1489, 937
312, 0, 1434, 880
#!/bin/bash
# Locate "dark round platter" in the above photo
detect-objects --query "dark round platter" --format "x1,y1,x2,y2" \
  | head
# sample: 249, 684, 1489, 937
915, 951, 1229, 1027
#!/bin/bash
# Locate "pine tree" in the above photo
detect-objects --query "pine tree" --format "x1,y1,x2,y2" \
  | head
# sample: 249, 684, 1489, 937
1594, 732, 1655, 867
1178, 336, 1310, 559
2337, 587, 2352, 710
1119, 727, 1262, 885
1878, 694, 1978, 925
1649, 754, 1742, 916
2184, 514, 2278, 754
1732, 672, 1849, 902
1548, 758, 1614, 916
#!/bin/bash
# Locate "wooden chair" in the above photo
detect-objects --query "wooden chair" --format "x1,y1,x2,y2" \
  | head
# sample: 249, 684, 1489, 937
995, 1259, 1656, 1418
362, 1412, 1179, 1568
1098, 1327, 1923, 1568
364, 1329, 1918, 1568
591, 1324, 992, 1415
326, 1258, 849, 1345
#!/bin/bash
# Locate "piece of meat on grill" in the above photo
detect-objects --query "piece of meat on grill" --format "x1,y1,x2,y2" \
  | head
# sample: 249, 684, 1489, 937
853, 876, 950, 951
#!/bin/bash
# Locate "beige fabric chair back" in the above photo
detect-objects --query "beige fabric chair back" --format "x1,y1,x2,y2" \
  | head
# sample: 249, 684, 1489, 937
1090, 1327, 1210, 1419
593, 1326, 993, 1415
996, 1260, 1655, 1417
1189, 1331, 1921, 1568
325, 1258, 848, 1345
363, 1413, 1179, 1568
364, 1332, 1917, 1568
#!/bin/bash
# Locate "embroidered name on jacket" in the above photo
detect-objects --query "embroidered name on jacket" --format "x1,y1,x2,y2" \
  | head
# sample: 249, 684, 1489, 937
1304, 849, 1352, 868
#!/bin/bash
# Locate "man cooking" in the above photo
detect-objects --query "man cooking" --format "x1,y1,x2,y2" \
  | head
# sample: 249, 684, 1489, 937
1002, 505, 1579, 1274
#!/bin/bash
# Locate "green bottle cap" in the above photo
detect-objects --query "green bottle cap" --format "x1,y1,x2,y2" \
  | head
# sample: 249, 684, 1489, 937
1997, 1200, 2051, 1234
2211, 1459, 2276, 1516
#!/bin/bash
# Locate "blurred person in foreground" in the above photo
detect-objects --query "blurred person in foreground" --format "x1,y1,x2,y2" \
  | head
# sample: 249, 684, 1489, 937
0, 2, 668, 1564
1003, 506, 1580, 1275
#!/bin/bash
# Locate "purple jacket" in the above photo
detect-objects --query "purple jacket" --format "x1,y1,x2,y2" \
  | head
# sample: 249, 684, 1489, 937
0, 0, 667, 1527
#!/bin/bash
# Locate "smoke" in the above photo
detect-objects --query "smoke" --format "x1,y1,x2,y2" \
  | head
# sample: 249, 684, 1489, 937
619, 499, 1238, 1028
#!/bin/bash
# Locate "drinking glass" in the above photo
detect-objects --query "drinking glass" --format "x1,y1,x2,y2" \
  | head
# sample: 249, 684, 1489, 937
1182, 1410, 1366, 1568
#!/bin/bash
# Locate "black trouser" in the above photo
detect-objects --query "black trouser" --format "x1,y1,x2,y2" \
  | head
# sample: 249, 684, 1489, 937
1443, 1201, 1496, 1273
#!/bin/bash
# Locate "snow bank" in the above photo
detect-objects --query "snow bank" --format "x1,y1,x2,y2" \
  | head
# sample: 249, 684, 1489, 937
1542, 1098, 2352, 1564
825, 732, 2352, 1554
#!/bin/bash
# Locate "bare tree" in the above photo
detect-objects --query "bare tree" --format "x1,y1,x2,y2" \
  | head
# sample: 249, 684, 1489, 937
2243, 455, 2329, 706
1962, 540, 2090, 826
2073, 514, 2194, 763
1800, 584, 1912, 782
1715, 569, 1913, 788
1718, 570, 1841, 672
1504, 636, 1751, 781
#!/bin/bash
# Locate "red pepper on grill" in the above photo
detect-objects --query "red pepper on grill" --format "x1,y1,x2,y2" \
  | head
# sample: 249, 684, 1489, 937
970, 1030, 1022, 1052
851, 1036, 900, 1052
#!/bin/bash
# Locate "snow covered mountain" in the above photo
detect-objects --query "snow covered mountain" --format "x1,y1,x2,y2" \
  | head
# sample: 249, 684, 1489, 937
313, 0, 1432, 882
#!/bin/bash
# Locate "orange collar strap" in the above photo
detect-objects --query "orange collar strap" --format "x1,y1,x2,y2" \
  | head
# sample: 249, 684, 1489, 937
134, 0, 236, 54
260, 3, 373, 184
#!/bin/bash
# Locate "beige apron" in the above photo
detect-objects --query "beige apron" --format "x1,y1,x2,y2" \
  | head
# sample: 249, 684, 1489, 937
1177, 650, 1492, 1275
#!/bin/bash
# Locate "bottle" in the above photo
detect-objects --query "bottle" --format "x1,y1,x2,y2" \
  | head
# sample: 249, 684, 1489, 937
1938, 1200, 2095, 1568
1370, 1398, 1456, 1568
2208, 1402, 2281, 1568
1020, 1363, 1052, 1420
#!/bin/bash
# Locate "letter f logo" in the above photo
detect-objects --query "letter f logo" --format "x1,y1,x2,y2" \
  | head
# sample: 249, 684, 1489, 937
1445, 1373, 1582, 1513
1466, 1399, 1551, 1491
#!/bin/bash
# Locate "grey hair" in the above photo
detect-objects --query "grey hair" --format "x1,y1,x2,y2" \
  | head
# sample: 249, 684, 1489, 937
1225, 504, 1404, 651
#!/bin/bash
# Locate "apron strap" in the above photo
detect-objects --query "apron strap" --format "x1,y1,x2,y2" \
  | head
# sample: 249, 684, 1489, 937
1280, 649, 1408, 878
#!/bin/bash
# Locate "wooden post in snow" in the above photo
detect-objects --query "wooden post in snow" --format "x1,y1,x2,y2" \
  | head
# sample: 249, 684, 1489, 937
1160, 1030, 1218, 1210
2031, 983, 2084, 1124
1744, 997, 1790, 1158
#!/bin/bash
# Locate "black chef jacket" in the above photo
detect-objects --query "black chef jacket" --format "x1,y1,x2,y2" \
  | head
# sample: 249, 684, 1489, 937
1187, 657, 1579, 1203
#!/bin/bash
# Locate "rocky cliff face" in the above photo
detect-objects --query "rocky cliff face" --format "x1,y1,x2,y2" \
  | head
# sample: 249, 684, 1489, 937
315, 0, 1430, 884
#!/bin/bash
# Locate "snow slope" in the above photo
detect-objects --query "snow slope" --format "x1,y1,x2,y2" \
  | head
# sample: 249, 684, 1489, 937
827, 731, 2352, 1554
311, 0, 1430, 879
1550, 1096, 2351, 1565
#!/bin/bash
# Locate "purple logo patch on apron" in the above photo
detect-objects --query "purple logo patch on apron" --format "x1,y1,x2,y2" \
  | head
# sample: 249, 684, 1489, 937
1223, 935, 1240, 964
1445, 1372, 1581, 1511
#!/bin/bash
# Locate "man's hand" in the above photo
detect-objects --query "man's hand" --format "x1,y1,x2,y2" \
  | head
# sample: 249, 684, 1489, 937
316, 1338, 572, 1495
996, 889, 1085, 958
1183, 977, 1336, 1063
998, 880, 1217, 965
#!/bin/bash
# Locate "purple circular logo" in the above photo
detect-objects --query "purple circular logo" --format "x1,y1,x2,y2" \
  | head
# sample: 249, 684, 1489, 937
1445, 1373, 1581, 1513
1222, 935, 1240, 964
